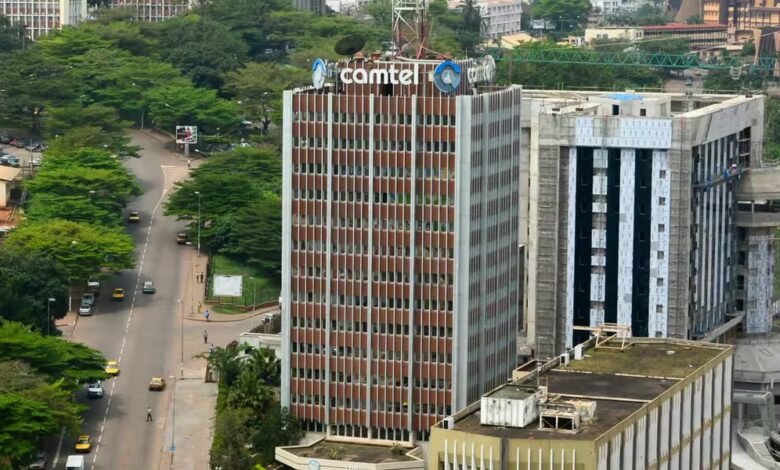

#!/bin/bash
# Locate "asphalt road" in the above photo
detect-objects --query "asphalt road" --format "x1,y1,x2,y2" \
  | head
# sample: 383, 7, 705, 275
55, 131, 191, 470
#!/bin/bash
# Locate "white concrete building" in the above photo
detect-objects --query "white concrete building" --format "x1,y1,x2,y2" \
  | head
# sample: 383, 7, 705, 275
107, 0, 191, 22
521, 90, 766, 359
448, 0, 522, 39
0, 0, 86, 40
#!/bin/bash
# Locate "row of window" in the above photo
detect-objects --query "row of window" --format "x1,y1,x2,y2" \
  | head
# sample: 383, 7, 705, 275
295, 163, 456, 180
291, 369, 453, 388
291, 344, 454, 364
291, 318, 453, 338
293, 266, 454, 286
294, 112, 456, 127
291, 394, 453, 416
292, 190, 455, 207
294, 137, 457, 153
290, 291, 455, 311
291, 240, 455, 259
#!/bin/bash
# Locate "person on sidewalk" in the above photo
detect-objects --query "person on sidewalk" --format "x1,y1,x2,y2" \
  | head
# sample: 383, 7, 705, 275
146, 407, 153, 422
203, 329, 208, 344
204, 309, 210, 321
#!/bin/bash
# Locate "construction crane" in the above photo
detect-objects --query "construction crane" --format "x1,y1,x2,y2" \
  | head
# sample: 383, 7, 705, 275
487, 47, 777, 72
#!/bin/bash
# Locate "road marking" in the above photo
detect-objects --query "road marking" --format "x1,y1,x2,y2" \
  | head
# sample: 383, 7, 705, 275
91, 166, 171, 470
52, 426, 66, 468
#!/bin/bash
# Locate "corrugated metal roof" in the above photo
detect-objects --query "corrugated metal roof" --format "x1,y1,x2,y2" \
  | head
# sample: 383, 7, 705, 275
0, 166, 21, 182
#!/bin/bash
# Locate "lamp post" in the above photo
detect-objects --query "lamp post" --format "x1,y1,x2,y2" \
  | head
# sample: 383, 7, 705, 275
68, 240, 77, 312
46, 297, 55, 336
250, 276, 257, 330
178, 299, 184, 379
194, 191, 201, 252
169, 374, 176, 463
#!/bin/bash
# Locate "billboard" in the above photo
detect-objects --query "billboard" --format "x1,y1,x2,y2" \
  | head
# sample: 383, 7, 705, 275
175, 126, 198, 144
213, 275, 242, 297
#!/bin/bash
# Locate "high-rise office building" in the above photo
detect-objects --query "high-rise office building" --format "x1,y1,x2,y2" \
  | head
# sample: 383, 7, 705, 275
522, 90, 766, 359
280, 56, 522, 442
0, 0, 86, 40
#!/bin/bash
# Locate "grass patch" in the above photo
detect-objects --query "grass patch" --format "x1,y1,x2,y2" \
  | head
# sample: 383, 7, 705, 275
208, 254, 279, 313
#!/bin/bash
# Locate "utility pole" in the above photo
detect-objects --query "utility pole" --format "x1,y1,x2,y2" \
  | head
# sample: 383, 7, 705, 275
46, 298, 55, 335
250, 276, 257, 330
195, 191, 202, 252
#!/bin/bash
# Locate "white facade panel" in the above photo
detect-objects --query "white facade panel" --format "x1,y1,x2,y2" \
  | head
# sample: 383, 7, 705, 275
635, 415, 646, 470
591, 273, 606, 302
649, 150, 670, 337
592, 229, 607, 249
592, 201, 608, 213
565, 147, 577, 349
648, 407, 658, 467
592, 255, 606, 267
692, 376, 703, 470
574, 117, 672, 149
622, 425, 634, 470
598, 442, 608, 470
660, 399, 670, 463
670, 391, 681, 470
593, 174, 608, 195
617, 149, 635, 326
609, 433, 622, 470
590, 308, 605, 327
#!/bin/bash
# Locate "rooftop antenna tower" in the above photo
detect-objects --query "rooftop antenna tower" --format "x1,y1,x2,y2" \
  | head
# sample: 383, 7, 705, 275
392, 0, 428, 58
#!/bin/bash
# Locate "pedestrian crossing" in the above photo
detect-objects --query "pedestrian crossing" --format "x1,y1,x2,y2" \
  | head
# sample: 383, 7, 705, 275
161, 165, 190, 190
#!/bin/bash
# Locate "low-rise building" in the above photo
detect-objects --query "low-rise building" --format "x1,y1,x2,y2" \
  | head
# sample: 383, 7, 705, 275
0, 166, 21, 209
107, 0, 190, 22
584, 27, 644, 44
428, 338, 733, 470
641, 22, 728, 49
277, 438, 424, 470
0, 0, 86, 40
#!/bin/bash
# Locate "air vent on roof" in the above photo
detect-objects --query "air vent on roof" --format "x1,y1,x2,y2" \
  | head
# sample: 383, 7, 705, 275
539, 402, 580, 433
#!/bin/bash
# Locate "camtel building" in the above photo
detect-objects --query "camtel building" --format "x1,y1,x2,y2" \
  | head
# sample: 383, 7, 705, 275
280, 55, 522, 442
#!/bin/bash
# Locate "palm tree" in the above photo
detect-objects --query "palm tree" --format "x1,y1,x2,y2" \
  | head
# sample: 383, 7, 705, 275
243, 346, 281, 386
459, 0, 486, 36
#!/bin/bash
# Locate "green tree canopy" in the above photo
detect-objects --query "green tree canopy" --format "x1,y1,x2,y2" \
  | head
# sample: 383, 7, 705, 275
0, 14, 25, 52
0, 250, 69, 334
146, 83, 240, 133
531, 0, 591, 30
4, 219, 135, 283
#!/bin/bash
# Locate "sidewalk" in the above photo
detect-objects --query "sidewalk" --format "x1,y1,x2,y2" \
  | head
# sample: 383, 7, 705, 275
157, 248, 259, 470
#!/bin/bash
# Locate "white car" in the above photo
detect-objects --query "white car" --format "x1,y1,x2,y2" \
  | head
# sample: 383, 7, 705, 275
82, 293, 95, 306
87, 381, 103, 398
78, 302, 93, 316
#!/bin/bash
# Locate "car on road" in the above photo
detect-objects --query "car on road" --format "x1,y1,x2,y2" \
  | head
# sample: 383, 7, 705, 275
86, 280, 100, 297
142, 281, 156, 294
105, 360, 120, 376
74, 435, 92, 453
87, 381, 103, 398
111, 288, 125, 300
128, 211, 140, 223
78, 301, 93, 316
65, 455, 85, 470
27, 451, 47, 469
31, 156, 42, 167
176, 232, 189, 245
82, 292, 95, 306
148, 377, 166, 391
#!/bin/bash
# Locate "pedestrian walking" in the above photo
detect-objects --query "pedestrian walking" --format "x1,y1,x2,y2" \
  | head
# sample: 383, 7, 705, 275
204, 309, 210, 321
197, 301, 202, 314
146, 407, 153, 422
187, 159, 192, 169
203, 329, 208, 344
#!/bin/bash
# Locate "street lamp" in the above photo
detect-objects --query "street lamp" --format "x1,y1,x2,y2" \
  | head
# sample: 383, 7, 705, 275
250, 276, 257, 330
46, 297, 55, 336
68, 240, 77, 312
177, 299, 184, 379
194, 191, 201, 252
88, 190, 96, 201
169, 374, 176, 463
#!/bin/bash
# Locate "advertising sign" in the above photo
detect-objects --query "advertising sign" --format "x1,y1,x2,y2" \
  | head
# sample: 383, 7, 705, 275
532, 19, 546, 29
175, 126, 198, 144
213, 275, 243, 297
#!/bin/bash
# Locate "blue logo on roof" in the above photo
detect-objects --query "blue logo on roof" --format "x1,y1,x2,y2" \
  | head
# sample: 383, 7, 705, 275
433, 60, 462, 94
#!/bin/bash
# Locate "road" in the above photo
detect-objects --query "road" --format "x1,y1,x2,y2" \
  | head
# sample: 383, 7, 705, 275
54, 131, 191, 469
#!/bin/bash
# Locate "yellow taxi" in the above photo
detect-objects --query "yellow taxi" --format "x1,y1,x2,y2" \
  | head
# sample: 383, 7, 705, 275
111, 288, 125, 300
105, 360, 120, 376
128, 211, 140, 223
148, 377, 166, 391
74, 435, 92, 453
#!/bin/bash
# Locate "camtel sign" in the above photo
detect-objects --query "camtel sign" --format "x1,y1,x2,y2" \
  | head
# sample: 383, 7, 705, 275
340, 66, 418, 85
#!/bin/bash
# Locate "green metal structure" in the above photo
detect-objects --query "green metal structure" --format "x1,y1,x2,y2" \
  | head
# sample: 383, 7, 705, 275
488, 47, 777, 72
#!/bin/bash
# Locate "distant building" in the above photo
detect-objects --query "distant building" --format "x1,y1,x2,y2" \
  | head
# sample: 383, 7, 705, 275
702, 0, 780, 41
293, 0, 325, 13
448, 0, 523, 39
428, 338, 734, 470
488, 32, 537, 48
642, 23, 728, 49
107, 0, 190, 22
521, 90, 766, 359
0, 0, 86, 40
584, 27, 644, 44
0, 166, 21, 209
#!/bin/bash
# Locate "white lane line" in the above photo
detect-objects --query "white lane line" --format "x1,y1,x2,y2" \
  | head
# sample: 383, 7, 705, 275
52, 427, 66, 468
91, 168, 170, 470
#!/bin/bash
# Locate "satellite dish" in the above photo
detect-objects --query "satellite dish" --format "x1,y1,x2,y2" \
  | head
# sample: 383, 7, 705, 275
334, 35, 366, 56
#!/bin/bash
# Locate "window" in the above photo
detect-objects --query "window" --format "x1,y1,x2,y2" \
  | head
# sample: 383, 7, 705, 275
640, 108, 647, 116
658, 224, 665, 233
657, 278, 664, 287
656, 304, 664, 313
658, 197, 666, 206
612, 104, 620, 116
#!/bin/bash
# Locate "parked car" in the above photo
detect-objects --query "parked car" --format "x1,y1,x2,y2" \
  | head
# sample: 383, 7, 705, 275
26, 143, 43, 152
142, 281, 156, 294
127, 211, 140, 223
82, 292, 95, 306
86, 280, 100, 297
74, 435, 92, 453
31, 156, 42, 167
27, 451, 47, 469
0, 135, 12, 144
111, 288, 125, 300
5, 156, 19, 167
105, 360, 120, 376
176, 232, 189, 245
78, 301, 93, 316
148, 377, 166, 391
87, 381, 103, 398
13, 139, 26, 148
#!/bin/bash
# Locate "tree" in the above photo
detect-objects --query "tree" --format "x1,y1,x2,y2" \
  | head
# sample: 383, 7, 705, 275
200, 342, 242, 387
210, 407, 254, 469
221, 197, 282, 278
0, 14, 25, 52
44, 104, 134, 154
4, 220, 135, 284
0, 321, 107, 386
531, 0, 591, 30
686, 15, 704, 24
250, 406, 304, 464
0, 250, 69, 334
223, 62, 308, 124
243, 347, 281, 386
152, 16, 248, 88
0, 393, 59, 466
145, 83, 240, 133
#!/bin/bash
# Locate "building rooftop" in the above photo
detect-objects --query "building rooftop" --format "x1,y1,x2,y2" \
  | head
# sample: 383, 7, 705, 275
442, 339, 731, 441
642, 22, 727, 30
283, 439, 418, 463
